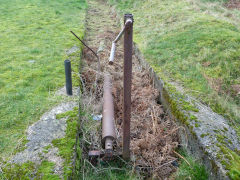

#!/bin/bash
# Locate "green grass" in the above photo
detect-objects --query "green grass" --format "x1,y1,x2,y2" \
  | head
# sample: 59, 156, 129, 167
173, 149, 209, 180
77, 159, 139, 180
0, 0, 86, 158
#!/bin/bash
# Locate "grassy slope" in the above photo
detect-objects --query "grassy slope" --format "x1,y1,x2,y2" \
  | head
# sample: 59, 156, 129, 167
109, 0, 240, 131
0, 0, 86, 158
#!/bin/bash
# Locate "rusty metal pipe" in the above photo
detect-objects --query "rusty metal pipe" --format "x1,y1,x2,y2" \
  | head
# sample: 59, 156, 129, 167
123, 14, 133, 160
102, 74, 116, 150
109, 19, 133, 65
113, 28, 125, 43
109, 42, 116, 65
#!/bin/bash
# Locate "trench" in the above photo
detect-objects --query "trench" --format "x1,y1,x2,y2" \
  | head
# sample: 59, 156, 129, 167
76, 0, 180, 178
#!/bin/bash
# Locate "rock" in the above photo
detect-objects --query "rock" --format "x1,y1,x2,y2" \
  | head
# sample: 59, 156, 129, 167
55, 86, 80, 97
11, 102, 77, 177
66, 45, 79, 55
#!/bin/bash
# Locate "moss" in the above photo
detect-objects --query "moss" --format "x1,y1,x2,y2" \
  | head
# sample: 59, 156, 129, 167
190, 125, 194, 131
161, 84, 203, 141
216, 134, 229, 146
216, 134, 225, 141
216, 152, 222, 160
195, 123, 200, 128
235, 149, 240, 154
1, 161, 36, 179
55, 107, 78, 120
42, 144, 52, 154
200, 133, 210, 138
216, 144, 240, 180
52, 108, 79, 179
190, 115, 198, 121
1, 159, 61, 179
182, 104, 199, 112
185, 121, 190, 126
228, 140, 233, 145
224, 127, 228, 132
37, 160, 59, 180
162, 87, 189, 126
160, 81, 203, 136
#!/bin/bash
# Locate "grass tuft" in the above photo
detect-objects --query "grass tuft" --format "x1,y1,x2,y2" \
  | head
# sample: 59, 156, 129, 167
173, 149, 209, 180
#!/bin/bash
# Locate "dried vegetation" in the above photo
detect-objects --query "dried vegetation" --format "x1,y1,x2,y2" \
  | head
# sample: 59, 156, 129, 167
79, 4, 180, 178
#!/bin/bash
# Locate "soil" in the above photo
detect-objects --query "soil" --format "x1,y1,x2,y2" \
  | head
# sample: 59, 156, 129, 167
80, 0, 179, 178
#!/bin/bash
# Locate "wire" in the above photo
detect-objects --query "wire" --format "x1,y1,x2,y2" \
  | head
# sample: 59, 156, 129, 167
70, 31, 98, 59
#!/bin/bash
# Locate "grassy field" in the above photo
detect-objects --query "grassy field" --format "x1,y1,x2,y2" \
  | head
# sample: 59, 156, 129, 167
109, 0, 240, 131
0, 0, 86, 158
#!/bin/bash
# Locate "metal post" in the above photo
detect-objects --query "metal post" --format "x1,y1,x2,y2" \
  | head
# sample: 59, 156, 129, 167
123, 14, 133, 160
64, 59, 73, 95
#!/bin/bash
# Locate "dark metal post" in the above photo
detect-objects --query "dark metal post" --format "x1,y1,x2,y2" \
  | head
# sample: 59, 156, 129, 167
123, 14, 133, 160
64, 59, 72, 95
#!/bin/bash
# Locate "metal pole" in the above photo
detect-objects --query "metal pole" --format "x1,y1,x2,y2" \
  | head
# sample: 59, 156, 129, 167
64, 59, 73, 95
123, 14, 133, 160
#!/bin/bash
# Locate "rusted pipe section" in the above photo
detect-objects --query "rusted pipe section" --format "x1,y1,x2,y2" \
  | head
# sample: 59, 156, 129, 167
109, 19, 133, 64
123, 14, 133, 160
109, 42, 116, 65
102, 74, 116, 151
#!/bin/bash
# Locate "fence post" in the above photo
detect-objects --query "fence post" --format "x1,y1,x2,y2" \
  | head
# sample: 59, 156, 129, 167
64, 59, 73, 95
123, 14, 133, 160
